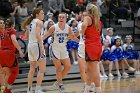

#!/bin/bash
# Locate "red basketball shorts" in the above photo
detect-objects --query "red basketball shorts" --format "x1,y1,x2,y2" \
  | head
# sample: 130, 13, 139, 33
85, 45, 102, 62
0, 49, 16, 67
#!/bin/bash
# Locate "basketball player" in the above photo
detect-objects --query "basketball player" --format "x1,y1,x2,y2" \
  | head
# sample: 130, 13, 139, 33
43, 12, 79, 93
77, 11, 94, 92
82, 4, 102, 93
0, 18, 24, 93
22, 8, 46, 93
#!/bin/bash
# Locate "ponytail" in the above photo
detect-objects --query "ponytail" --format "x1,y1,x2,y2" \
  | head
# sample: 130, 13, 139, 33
21, 8, 43, 30
86, 4, 100, 31
21, 16, 34, 30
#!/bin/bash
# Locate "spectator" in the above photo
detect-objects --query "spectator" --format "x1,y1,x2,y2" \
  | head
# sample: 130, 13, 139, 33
0, 0, 13, 19
48, 0, 70, 22
114, 4, 131, 20
106, 27, 115, 47
10, 1, 19, 28
17, 0, 29, 31
109, 0, 121, 18
36, 0, 43, 9
46, 12, 54, 20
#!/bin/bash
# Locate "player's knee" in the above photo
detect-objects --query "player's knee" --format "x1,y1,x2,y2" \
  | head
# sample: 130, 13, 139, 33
39, 67, 46, 73
30, 67, 36, 73
65, 63, 71, 70
56, 66, 62, 72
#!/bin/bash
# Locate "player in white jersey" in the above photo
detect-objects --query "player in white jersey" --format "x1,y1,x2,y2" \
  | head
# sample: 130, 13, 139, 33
43, 12, 79, 93
22, 8, 46, 93
77, 11, 95, 92
77, 11, 86, 81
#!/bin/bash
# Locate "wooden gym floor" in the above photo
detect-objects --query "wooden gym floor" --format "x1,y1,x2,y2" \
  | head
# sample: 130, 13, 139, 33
12, 75, 140, 93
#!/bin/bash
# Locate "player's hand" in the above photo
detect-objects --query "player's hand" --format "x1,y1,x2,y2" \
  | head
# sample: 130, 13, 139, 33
19, 50, 24, 58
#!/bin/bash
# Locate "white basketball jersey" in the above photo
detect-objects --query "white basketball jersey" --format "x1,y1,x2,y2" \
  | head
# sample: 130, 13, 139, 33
52, 23, 69, 45
77, 22, 84, 44
28, 19, 43, 43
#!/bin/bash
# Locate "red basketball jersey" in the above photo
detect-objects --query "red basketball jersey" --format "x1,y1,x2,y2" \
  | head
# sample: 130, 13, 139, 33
85, 16, 102, 46
0, 28, 16, 51
85, 16, 102, 61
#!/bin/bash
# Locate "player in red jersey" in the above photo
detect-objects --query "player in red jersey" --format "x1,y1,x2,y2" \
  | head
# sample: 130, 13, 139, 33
0, 18, 24, 93
82, 4, 102, 93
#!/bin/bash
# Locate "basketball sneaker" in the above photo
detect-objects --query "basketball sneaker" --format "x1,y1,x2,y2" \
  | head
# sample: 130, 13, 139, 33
27, 91, 33, 93
117, 71, 121, 77
83, 88, 89, 93
35, 89, 45, 93
128, 67, 135, 72
58, 84, 65, 93
53, 81, 59, 89
90, 84, 94, 92
103, 74, 108, 78
108, 73, 114, 78
123, 72, 129, 76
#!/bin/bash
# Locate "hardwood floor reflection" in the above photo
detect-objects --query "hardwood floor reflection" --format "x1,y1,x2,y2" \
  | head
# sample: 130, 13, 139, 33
13, 75, 140, 93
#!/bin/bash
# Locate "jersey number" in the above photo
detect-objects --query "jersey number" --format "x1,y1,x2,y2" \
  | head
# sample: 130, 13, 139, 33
29, 24, 32, 32
59, 37, 64, 43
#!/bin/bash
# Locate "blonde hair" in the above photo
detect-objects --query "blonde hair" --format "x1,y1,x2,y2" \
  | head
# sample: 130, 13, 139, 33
86, 4, 100, 30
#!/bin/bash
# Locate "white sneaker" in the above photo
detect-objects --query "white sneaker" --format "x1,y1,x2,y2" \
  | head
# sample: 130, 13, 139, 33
83, 86, 89, 93
123, 72, 129, 76
35, 89, 45, 93
58, 84, 65, 93
90, 84, 94, 92
137, 71, 140, 75
103, 74, 108, 78
73, 61, 78, 65
128, 67, 135, 72
117, 71, 121, 77
27, 91, 33, 93
135, 71, 140, 75
108, 73, 114, 78
100, 74, 104, 78
53, 81, 59, 89
82, 85, 88, 93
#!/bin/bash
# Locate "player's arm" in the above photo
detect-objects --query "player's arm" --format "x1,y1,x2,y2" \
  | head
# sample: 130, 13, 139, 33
82, 16, 89, 35
36, 20, 44, 48
11, 34, 24, 58
42, 25, 54, 40
68, 27, 79, 42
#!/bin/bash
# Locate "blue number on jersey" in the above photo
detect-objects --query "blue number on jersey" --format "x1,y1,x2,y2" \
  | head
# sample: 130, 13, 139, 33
59, 37, 64, 43
29, 24, 32, 32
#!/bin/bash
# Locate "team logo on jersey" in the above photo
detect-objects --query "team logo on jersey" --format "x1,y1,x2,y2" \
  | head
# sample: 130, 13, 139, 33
0, 32, 9, 40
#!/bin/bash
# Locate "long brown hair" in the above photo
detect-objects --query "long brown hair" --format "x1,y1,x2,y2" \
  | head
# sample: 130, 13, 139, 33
86, 4, 100, 31
21, 8, 43, 30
